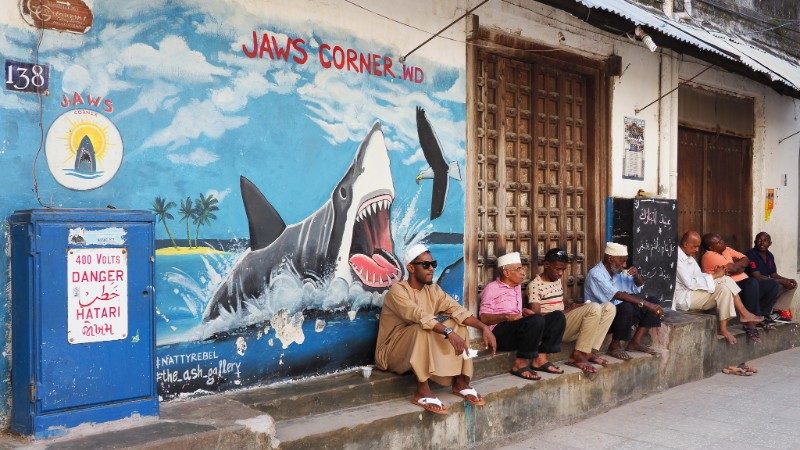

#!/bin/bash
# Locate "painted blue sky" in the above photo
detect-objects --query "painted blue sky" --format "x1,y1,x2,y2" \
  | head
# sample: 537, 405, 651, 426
0, 0, 467, 241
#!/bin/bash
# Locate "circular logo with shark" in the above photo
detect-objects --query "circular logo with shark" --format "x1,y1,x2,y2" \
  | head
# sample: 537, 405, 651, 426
45, 109, 123, 190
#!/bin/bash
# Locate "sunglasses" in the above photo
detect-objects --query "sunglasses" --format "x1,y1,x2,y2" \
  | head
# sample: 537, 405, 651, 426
411, 260, 438, 269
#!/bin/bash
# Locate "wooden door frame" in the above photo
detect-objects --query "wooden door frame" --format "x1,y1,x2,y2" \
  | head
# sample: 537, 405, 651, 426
464, 26, 612, 312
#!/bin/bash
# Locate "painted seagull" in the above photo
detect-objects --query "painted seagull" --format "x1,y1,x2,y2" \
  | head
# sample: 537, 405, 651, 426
203, 122, 403, 321
415, 107, 462, 220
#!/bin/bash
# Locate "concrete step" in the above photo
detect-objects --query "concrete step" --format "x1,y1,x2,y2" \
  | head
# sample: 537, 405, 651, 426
271, 314, 800, 449
274, 351, 660, 450
8, 312, 798, 449
225, 350, 525, 421
224, 340, 577, 422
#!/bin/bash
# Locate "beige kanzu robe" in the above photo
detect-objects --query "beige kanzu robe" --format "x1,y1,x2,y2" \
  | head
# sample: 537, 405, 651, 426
375, 281, 472, 385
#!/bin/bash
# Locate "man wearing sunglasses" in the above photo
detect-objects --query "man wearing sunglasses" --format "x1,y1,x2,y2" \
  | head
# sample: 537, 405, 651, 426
375, 243, 497, 415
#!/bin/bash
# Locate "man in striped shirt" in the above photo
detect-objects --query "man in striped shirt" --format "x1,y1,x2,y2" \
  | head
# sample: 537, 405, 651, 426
529, 248, 616, 374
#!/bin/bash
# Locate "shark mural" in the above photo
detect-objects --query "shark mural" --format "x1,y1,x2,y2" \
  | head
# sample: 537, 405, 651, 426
0, 0, 468, 403
205, 123, 402, 321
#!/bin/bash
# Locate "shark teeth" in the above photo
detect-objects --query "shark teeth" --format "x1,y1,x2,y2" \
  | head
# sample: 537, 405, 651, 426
356, 196, 394, 223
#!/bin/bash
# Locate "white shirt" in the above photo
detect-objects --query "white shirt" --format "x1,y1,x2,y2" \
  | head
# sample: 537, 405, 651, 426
673, 247, 715, 311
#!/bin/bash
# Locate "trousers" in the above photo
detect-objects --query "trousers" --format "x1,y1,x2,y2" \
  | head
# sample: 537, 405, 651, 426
610, 300, 662, 341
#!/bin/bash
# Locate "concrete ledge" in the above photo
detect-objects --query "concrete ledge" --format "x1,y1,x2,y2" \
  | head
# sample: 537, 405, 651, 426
8, 312, 799, 449
275, 353, 659, 449
274, 312, 800, 449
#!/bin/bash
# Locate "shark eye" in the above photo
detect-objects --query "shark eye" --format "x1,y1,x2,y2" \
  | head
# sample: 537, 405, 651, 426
339, 187, 348, 199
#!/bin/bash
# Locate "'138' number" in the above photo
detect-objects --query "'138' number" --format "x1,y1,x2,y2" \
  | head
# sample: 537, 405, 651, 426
6, 64, 46, 91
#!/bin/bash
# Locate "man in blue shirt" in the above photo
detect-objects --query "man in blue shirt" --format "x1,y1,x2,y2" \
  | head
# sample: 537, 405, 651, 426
585, 242, 664, 361
746, 232, 797, 321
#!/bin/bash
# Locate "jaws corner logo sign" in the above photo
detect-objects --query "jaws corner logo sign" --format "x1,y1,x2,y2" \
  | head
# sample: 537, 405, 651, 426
20, 0, 93, 34
45, 106, 123, 190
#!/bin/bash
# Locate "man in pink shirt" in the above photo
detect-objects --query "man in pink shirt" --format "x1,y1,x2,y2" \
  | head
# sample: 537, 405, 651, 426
700, 233, 778, 341
479, 252, 564, 380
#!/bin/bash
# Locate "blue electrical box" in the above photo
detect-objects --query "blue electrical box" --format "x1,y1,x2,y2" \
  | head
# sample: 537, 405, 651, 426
9, 209, 158, 438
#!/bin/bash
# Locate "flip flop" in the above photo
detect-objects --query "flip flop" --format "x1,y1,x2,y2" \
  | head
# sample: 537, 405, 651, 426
738, 363, 758, 374
509, 366, 541, 381
628, 345, 660, 356
565, 360, 597, 374
722, 366, 751, 376
758, 321, 777, 331
452, 388, 486, 406
411, 397, 448, 414
744, 327, 761, 343
531, 361, 564, 374
588, 354, 609, 367
608, 348, 632, 361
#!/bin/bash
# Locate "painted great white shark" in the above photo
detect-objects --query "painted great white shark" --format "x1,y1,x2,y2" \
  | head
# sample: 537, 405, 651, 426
203, 122, 402, 321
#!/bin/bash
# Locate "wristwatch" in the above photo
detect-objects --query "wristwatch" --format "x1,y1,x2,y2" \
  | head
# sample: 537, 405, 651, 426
638, 301, 645, 308
443, 327, 454, 339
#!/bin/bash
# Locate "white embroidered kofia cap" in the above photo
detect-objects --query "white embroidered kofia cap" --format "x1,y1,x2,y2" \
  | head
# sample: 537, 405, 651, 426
403, 243, 430, 265
497, 252, 521, 267
604, 242, 628, 257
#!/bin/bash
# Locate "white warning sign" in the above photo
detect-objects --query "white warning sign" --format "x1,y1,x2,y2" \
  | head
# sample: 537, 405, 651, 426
67, 247, 128, 344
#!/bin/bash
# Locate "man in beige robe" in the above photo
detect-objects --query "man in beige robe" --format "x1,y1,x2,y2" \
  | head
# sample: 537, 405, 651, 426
375, 243, 497, 414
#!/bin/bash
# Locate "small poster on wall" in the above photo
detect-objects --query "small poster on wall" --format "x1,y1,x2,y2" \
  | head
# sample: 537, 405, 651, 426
67, 247, 128, 344
765, 188, 775, 221
623, 116, 645, 180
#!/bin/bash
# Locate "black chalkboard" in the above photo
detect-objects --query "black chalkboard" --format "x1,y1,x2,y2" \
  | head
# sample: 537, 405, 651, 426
610, 198, 678, 307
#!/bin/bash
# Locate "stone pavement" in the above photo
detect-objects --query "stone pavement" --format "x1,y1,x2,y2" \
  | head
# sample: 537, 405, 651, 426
493, 346, 800, 450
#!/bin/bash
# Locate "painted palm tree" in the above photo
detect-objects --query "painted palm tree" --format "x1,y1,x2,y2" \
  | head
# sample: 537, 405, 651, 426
151, 196, 178, 248
178, 196, 195, 248
192, 193, 219, 247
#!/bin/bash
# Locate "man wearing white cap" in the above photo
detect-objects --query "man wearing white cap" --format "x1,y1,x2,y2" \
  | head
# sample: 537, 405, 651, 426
584, 242, 664, 361
375, 243, 497, 415
479, 251, 562, 380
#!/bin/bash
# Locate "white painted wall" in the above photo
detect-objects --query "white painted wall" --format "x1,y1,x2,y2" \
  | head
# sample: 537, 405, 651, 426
476, 0, 672, 198
680, 63, 800, 275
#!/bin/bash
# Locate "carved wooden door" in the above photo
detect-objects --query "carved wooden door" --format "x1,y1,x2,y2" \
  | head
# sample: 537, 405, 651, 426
473, 51, 589, 300
677, 126, 752, 251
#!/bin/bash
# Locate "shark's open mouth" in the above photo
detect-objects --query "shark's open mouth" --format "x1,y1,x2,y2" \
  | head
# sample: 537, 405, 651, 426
349, 194, 402, 288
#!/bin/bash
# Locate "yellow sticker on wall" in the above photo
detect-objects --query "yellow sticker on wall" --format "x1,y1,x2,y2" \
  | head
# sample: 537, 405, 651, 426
765, 188, 775, 222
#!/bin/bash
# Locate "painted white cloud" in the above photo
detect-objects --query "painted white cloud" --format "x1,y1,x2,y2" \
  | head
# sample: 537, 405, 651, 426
297, 70, 466, 165
206, 188, 232, 202
166, 148, 220, 166
119, 35, 230, 83
53, 23, 153, 97
62, 65, 92, 93
0, 90, 37, 112
434, 73, 466, 103
116, 80, 182, 120
211, 71, 271, 112
143, 99, 249, 150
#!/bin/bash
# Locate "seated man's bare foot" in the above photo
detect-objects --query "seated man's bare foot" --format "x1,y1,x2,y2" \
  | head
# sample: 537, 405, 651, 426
740, 313, 764, 324
627, 341, 660, 356
451, 375, 486, 405
451, 374, 471, 392
411, 395, 448, 414
588, 352, 609, 367
565, 354, 597, 374
718, 328, 737, 345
